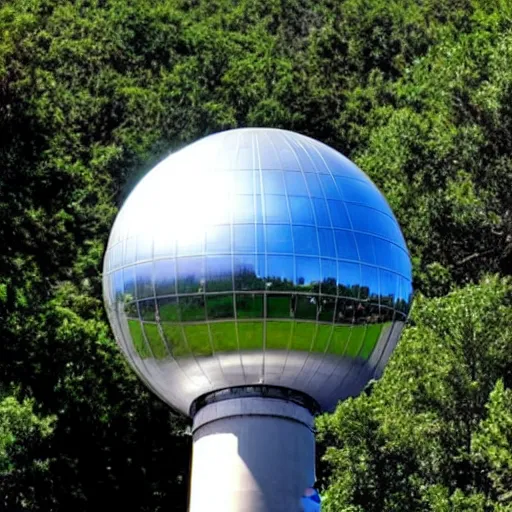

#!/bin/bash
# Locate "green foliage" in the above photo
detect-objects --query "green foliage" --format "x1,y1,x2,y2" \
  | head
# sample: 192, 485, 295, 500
1, 0, 512, 509
473, 380, 512, 507
0, 391, 56, 511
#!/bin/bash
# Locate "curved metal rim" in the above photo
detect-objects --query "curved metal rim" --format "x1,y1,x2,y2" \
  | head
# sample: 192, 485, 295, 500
190, 384, 321, 417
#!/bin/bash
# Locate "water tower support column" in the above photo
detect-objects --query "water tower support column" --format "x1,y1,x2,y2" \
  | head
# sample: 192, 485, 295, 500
189, 396, 315, 512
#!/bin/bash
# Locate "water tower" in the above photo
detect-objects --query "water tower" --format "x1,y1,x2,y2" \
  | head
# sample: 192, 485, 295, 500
103, 128, 413, 511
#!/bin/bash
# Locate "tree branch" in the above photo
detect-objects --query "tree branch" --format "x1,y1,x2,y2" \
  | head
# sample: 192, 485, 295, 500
454, 249, 495, 267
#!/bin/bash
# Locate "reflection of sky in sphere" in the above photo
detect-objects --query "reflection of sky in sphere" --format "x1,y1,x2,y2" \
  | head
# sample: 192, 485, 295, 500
103, 128, 413, 415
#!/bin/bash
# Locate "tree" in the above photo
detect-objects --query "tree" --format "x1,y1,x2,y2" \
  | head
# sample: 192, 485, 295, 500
473, 380, 512, 509
0, 392, 55, 511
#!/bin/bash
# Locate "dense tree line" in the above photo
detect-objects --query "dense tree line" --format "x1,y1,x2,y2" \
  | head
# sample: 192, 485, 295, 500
0, 0, 511, 510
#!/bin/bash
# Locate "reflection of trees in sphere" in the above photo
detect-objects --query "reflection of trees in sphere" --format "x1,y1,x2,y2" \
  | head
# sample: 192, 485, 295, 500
102, 128, 413, 416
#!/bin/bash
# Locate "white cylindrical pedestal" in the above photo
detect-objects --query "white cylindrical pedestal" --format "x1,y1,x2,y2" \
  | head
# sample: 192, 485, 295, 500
189, 397, 315, 512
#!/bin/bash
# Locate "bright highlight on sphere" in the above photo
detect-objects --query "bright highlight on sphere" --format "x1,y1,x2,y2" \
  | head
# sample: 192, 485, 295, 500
103, 128, 413, 415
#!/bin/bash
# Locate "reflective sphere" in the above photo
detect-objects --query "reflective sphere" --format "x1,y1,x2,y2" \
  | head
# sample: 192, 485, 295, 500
103, 128, 413, 415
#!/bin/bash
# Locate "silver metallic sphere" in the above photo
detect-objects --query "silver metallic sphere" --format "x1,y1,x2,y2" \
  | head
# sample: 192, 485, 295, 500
103, 128, 413, 415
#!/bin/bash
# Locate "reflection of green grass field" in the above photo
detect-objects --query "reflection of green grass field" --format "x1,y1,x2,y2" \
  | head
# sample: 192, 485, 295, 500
313, 324, 332, 352
210, 322, 239, 352
183, 324, 212, 356
292, 322, 317, 351
128, 318, 386, 360
128, 320, 166, 359
128, 320, 151, 358
238, 321, 263, 350
161, 324, 188, 357
142, 323, 168, 359
266, 321, 293, 349
359, 324, 383, 358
